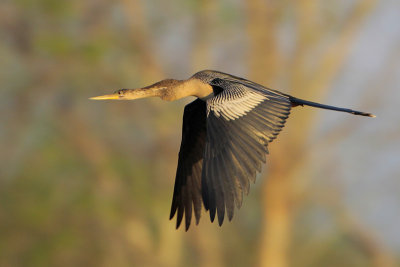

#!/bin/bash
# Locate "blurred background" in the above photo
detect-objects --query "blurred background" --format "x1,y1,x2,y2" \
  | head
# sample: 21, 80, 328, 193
1, 0, 399, 266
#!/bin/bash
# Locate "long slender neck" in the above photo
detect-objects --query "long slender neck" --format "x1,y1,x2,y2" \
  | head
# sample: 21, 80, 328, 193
119, 87, 164, 100
122, 78, 213, 101
159, 78, 213, 101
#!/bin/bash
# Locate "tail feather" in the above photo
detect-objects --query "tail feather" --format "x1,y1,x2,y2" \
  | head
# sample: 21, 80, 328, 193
289, 97, 375, 117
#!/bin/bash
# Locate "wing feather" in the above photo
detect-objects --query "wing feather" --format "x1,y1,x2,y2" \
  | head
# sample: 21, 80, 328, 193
170, 75, 292, 230
202, 78, 291, 225
170, 99, 206, 231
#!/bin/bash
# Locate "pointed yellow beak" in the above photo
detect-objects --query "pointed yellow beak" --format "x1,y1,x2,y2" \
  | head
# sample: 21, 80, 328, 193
89, 93, 120, 100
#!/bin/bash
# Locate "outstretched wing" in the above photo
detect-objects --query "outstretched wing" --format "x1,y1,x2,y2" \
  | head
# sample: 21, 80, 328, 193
202, 78, 292, 226
170, 78, 292, 230
170, 99, 207, 231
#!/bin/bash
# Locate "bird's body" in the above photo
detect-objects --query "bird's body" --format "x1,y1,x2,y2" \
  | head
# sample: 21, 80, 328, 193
91, 70, 374, 231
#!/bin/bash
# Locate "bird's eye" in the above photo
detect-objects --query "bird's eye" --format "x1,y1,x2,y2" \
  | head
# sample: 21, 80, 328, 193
116, 89, 126, 95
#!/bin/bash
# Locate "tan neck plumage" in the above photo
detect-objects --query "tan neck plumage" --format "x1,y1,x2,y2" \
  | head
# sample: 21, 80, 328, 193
158, 78, 213, 101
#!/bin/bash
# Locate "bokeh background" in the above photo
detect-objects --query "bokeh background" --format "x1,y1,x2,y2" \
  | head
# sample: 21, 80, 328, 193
1, 0, 399, 266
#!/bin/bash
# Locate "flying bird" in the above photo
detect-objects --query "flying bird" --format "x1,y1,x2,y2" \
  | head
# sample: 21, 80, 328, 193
90, 70, 375, 231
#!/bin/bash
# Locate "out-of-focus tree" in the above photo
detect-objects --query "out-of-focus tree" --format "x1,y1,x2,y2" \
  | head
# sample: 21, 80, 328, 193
246, 1, 392, 267
0, 0, 398, 266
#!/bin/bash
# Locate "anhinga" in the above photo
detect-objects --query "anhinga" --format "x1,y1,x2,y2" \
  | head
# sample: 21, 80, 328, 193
90, 70, 375, 231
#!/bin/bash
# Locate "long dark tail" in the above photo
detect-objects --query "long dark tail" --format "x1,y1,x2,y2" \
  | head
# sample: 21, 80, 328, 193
289, 96, 375, 117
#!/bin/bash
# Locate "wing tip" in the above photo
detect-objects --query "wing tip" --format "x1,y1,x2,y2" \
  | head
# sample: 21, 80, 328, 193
169, 208, 177, 221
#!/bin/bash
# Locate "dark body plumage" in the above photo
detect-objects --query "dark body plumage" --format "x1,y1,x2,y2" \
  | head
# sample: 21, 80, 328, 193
91, 70, 374, 231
